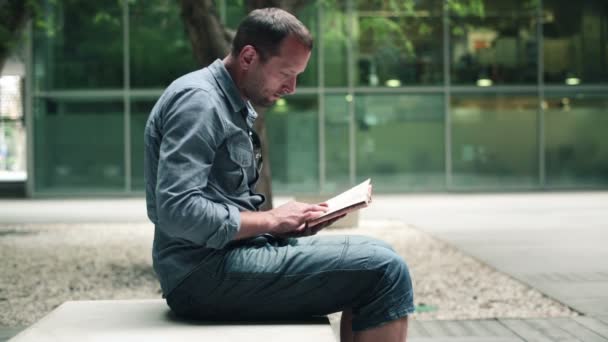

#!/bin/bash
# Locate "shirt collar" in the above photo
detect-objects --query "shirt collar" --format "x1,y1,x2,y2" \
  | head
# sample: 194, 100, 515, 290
209, 59, 258, 128
209, 59, 246, 114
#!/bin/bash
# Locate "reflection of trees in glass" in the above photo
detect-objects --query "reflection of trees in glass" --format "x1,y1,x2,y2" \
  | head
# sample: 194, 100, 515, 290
449, 0, 539, 84
130, 0, 197, 87
355, 0, 444, 85
40, 0, 123, 88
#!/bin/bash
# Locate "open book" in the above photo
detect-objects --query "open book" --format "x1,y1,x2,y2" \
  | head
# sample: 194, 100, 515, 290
308, 178, 372, 227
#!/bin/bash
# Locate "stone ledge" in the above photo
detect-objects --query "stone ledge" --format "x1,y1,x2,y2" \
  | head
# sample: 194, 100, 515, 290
9, 299, 335, 342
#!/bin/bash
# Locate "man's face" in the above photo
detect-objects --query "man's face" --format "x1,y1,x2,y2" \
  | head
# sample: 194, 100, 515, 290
242, 35, 311, 108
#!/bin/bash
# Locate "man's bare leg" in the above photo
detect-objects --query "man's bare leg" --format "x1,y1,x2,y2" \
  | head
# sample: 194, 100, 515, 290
354, 316, 408, 342
340, 309, 354, 342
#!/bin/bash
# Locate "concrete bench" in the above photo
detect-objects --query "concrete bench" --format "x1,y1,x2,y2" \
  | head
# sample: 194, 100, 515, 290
9, 299, 336, 342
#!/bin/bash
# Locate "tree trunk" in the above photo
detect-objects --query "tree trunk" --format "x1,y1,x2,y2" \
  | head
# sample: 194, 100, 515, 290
253, 108, 273, 210
0, 1, 29, 73
178, 0, 232, 66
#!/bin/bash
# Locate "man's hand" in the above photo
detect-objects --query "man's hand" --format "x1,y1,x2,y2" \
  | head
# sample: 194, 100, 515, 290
267, 201, 328, 237
282, 213, 347, 238
237, 202, 345, 241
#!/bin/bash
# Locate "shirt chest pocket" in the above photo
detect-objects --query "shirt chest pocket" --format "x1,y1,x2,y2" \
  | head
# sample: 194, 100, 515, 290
216, 132, 253, 193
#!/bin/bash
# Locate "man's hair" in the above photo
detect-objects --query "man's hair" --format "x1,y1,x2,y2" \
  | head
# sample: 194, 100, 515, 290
231, 8, 313, 61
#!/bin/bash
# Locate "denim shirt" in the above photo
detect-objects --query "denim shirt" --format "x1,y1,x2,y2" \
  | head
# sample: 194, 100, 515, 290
144, 59, 265, 296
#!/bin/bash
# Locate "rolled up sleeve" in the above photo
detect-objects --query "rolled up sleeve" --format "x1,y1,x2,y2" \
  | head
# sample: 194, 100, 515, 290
155, 88, 240, 249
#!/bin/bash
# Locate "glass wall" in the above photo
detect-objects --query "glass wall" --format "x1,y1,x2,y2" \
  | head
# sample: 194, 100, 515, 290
544, 92, 608, 186
451, 93, 539, 188
449, 0, 538, 85
33, 1, 124, 90
33, 98, 125, 193
543, 0, 608, 84
266, 95, 320, 193
355, 0, 444, 86
355, 94, 445, 191
28, 0, 608, 195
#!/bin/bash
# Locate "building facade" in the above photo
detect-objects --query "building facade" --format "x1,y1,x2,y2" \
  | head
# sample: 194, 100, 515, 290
24, 0, 608, 196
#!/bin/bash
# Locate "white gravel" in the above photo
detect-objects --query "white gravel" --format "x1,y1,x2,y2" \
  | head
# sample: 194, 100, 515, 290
0, 220, 576, 327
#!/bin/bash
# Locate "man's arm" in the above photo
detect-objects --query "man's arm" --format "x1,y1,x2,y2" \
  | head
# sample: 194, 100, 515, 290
235, 201, 329, 240
154, 88, 241, 249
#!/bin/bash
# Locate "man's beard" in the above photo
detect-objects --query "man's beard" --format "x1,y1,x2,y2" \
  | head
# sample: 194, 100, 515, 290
245, 75, 276, 108
248, 88, 276, 108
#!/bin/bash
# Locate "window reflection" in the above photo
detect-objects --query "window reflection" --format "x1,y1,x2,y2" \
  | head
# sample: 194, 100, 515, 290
131, 100, 156, 190
33, 1, 123, 90
130, 0, 197, 88
543, 0, 608, 84
324, 94, 350, 191
34, 99, 124, 192
266, 95, 319, 193
355, 0, 444, 86
323, 1, 349, 87
451, 94, 539, 188
450, 0, 538, 85
355, 94, 445, 191
545, 93, 608, 186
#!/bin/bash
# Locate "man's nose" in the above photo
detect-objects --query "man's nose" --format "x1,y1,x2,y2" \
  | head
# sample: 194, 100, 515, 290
283, 76, 297, 95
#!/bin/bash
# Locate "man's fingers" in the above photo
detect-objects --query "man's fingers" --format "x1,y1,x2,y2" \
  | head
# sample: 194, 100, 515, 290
305, 204, 329, 213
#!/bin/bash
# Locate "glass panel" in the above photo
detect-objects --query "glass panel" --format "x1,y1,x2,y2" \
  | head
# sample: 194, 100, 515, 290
545, 92, 608, 186
323, 1, 349, 87
34, 99, 124, 193
0, 120, 26, 181
451, 93, 538, 188
0, 75, 26, 181
355, 0, 444, 86
266, 95, 319, 194
355, 94, 445, 191
131, 100, 157, 191
324, 94, 350, 192
293, 2, 318, 88
33, 0, 123, 90
129, 0, 198, 88
450, 0, 538, 85
543, 0, 608, 84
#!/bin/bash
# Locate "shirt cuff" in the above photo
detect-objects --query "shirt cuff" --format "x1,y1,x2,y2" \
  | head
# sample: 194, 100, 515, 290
206, 202, 241, 249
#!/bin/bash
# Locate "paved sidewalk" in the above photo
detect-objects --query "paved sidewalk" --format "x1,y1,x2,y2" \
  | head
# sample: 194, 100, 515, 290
363, 192, 608, 320
2, 192, 608, 341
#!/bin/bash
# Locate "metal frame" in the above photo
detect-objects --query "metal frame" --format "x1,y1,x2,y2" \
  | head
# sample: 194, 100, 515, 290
346, 0, 356, 186
317, 3, 326, 193
537, 0, 546, 189
123, 0, 132, 192
25, 21, 34, 197
443, 1, 452, 189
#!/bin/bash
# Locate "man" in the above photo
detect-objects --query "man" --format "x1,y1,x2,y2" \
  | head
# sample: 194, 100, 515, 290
144, 8, 414, 342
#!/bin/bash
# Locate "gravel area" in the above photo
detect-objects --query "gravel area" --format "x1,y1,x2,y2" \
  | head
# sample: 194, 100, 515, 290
0, 220, 576, 327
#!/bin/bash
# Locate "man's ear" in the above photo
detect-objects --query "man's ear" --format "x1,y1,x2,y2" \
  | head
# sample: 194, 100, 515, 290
239, 45, 257, 71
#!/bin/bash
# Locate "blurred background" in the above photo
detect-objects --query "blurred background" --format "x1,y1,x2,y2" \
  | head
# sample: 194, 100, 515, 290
0, 0, 607, 198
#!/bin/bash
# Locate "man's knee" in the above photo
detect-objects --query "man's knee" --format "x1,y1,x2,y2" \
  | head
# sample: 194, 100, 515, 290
369, 245, 413, 294
348, 235, 396, 253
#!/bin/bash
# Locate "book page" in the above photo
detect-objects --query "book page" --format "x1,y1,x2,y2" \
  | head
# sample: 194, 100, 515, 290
324, 178, 371, 215
309, 179, 372, 226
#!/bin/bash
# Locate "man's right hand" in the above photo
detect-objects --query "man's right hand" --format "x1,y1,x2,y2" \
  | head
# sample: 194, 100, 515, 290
236, 201, 328, 241
267, 201, 328, 236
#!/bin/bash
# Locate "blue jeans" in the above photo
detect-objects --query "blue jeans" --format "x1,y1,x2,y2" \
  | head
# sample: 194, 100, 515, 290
166, 234, 415, 331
